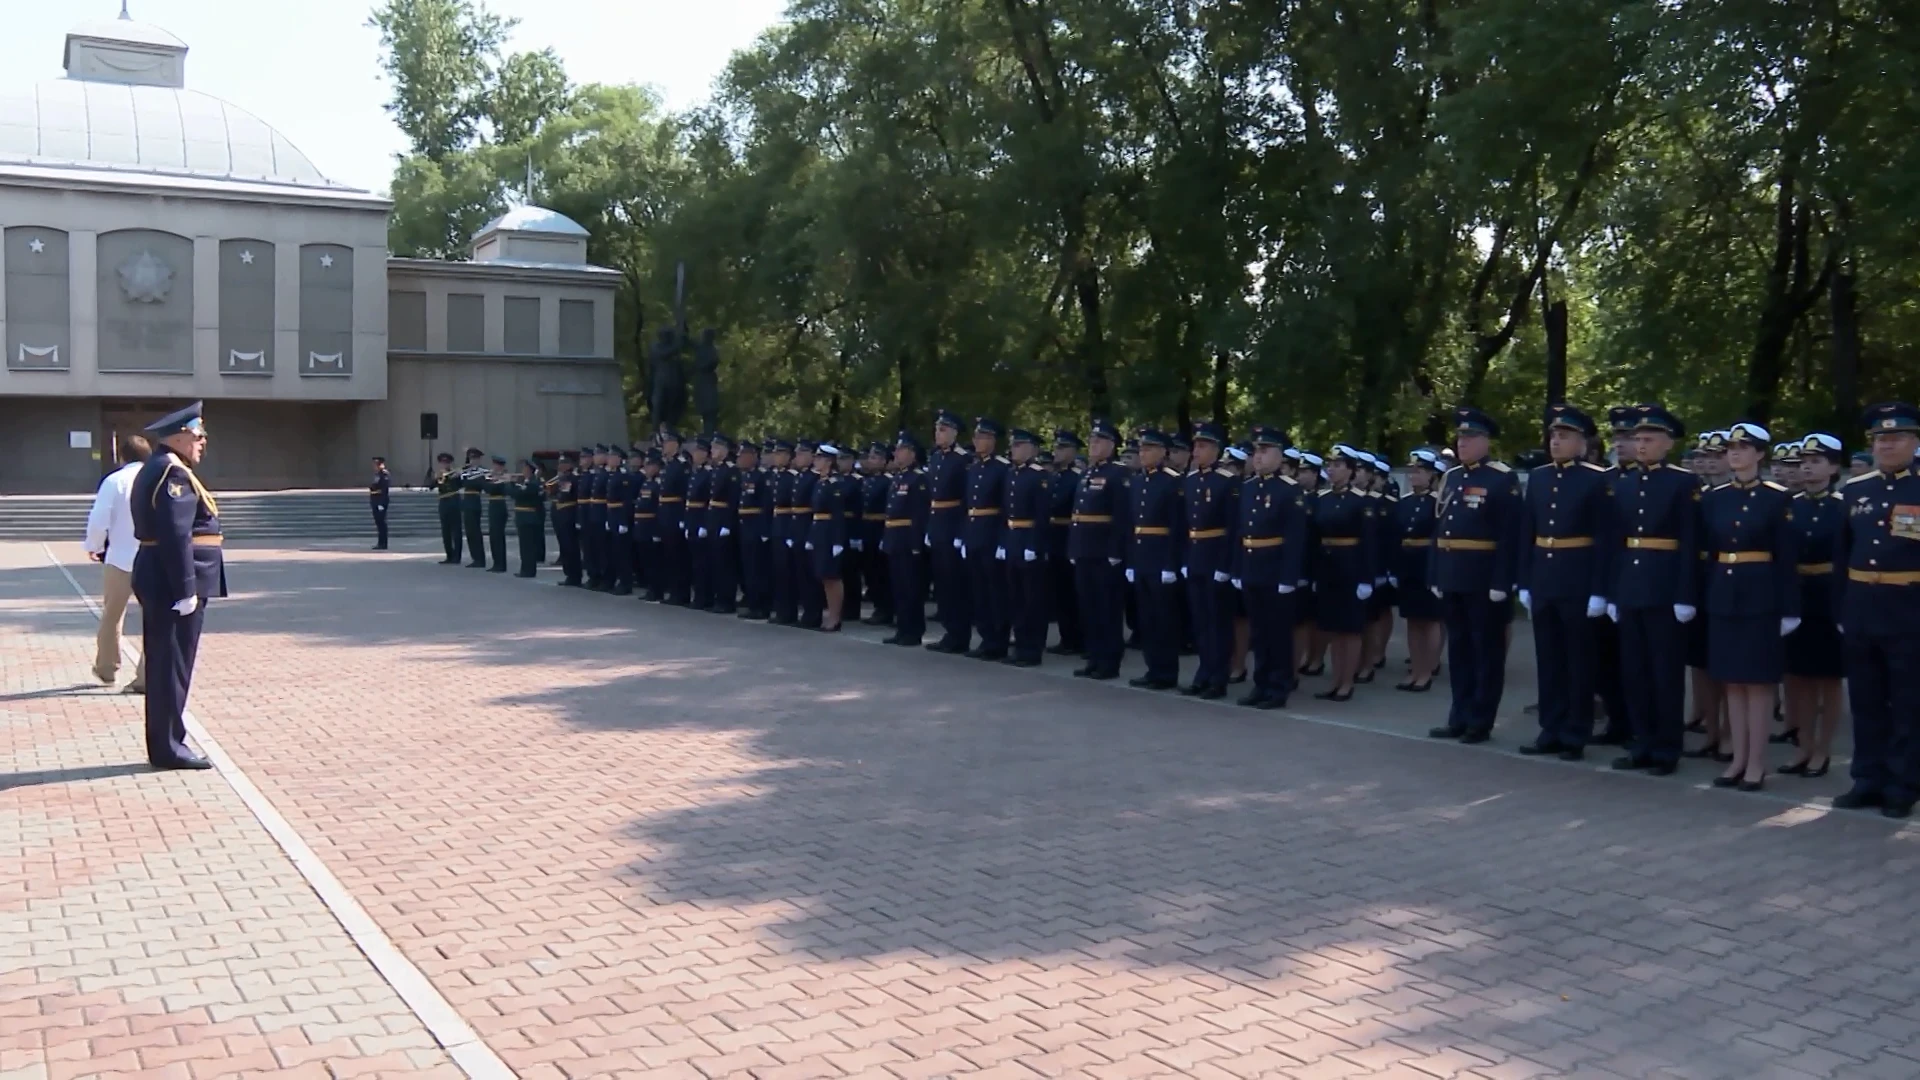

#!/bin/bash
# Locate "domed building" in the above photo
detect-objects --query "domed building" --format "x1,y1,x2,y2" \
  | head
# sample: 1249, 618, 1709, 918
0, 11, 623, 492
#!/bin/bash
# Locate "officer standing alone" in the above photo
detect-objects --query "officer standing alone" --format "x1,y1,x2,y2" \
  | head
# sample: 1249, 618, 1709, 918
368, 456, 391, 550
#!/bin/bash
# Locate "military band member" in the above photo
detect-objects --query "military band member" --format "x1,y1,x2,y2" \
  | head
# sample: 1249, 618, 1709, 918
1393, 449, 1443, 692
1831, 402, 1920, 818
1182, 421, 1238, 699
368, 456, 391, 550
1234, 427, 1307, 709
549, 453, 582, 586
707, 434, 740, 613
860, 442, 895, 625
1428, 407, 1522, 742
460, 447, 488, 568
1516, 405, 1612, 761
485, 455, 510, 573
606, 446, 636, 595
512, 458, 545, 578
130, 401, 224, 770
1127, 429, 1186, 691
791, 441, 823, 627
963, 419, 1012, 660
1069, 420, 1128, 680
434, 451, 462, 564
1607, 404, 1699, 776
657, 431, 690, 605
1004, 429, 1052, 667
1047, 431, 1085, 656
1311, 446, 1376, 701
808, 443, 849, 631
735, 440, 772, 619
883, 433, 932, 646
1780, 433, 1845, 777
926, 410, 974, 654
687, 436, 714, 609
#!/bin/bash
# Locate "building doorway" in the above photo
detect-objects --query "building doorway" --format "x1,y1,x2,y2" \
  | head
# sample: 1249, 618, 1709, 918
100, 400, 187, 467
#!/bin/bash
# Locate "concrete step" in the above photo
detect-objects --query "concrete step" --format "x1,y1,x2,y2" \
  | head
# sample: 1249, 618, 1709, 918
0, 489, 523, 543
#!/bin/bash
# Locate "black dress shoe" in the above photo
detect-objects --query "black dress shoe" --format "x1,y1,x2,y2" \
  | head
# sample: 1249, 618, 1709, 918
1255, 696, 1286, 710
976, 649, 1007, 661
1681, 744, 1722, 759
1086, 668, 1119, 681
1072, 665, 1096, 678
964, 647, 991, 659
1777, 760, 1809, 776
1458, 731, 1491, 745
1882, 799, 1914, 820
1558, 748, 1585, 762
1711, 775, 1741, 788
1833, 788, 1884, 810
1130, 676, 1176, 691
1178, 683, 1205, 697
1196, 685, 1226, 701
1803, 759, 1830, 778
1298, 663, 1326, 677
1516, 743, 1562, 756
439, 558, 459, 565
1395, 680, 1433, 693
1006, 656, 1041, 668
1590, 732, 1628, 747
1737, 778, 1765, 792
1046, 644, 1080, 656
1647, 762, 1677, 776
1314, 688, 1354, 702
1353, 670, 1375, 685
1237, 692, 1269, 708
153, 754, 213, 771
1769, 730, 1800, 745
1428, 726, 1463, 739
1611, 755, 1653, 771
1227, 673, 1247, 685
467, 561, 487, 569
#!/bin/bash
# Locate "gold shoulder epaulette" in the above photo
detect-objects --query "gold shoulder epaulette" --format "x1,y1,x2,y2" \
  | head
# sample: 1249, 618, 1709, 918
1763, 480, 1790, 492
1488, 461, 1512, 473
1579, 461, 1607, 471
1843, 471, 1877, 487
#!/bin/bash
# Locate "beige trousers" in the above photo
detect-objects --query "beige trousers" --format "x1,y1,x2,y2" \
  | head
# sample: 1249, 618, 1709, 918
95, 564, 146, 688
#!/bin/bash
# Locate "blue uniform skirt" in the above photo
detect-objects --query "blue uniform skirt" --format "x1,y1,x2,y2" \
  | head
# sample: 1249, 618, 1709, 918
1784, 617, 1844, 679
1707, 614, 1783, 684
1685, 615, 1710, 669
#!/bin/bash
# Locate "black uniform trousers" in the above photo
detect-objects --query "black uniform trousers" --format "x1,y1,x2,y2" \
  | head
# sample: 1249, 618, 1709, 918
438, 500, 462, 562
1075, 559, 1124, 674
968, 549, 1010, 654
370, 500, 388, 548
1187, 575, 1233, 689
1592, 616, 1630, 739
841, 545, 863, 622
799, 545, 825, 627
582, 517, 603, 586
1050, 554, 1081, 651
1245, 587, 1297, 700
488, 517, 508, 572
554, 512, 581, 584
933, 542, 972, 648
138, 597, 203, 765
608, 525, 634, 593
690, 530, 713, 609
865, 545, 894, 621
1846, 629, 1920, 802
1531, 597, 1596, 749
462, 506, 485, 566
890, 548, 927, 643
515, 512, 540, 577
1135, 576, 1182, 683
1009, 554, 1048, 661
1619, 605, 1686, 764
1441, 591, 1510, 737
711, 532, 739, 612
658, 525, 690, 604
770, 536, 795, 619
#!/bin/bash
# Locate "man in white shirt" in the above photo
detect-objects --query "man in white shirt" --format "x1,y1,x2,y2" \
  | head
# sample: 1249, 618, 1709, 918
83, 435, 151, 692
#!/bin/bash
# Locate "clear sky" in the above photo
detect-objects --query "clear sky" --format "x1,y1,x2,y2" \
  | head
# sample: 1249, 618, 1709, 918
1, 0, 787, 195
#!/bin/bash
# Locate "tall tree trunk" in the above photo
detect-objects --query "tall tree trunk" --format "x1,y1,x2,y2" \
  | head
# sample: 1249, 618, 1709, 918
1074, 263, 1111, 420
1744, 152, 1832, 424
1175, 372, 1194, 441
1210, 349, 1231, 428
1543, 287, 1569, 411
1829, 251, 1860, 432
628, 272, 649, 430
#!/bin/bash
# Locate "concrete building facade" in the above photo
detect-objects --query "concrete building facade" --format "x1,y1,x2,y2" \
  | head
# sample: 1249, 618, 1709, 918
0, 12, 625, 493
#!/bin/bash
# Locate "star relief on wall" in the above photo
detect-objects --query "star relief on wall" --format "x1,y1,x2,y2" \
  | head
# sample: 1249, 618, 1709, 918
318, 253, 334, 269
118, 250, 173, 304
239, 249, 255, 265
27, 237, 45, 254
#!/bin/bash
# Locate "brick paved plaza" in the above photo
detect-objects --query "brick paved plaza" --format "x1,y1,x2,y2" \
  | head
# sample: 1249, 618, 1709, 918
6, 538, 1920, 1080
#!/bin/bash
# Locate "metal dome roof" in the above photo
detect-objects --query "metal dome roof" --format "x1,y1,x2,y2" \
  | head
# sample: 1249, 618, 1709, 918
476, 205, 590, 237
0, 78, 348, 190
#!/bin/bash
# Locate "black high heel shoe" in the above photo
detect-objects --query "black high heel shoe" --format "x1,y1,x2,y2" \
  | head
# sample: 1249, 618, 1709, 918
1711, 775, 1741, 789
1682, 743, 1722, 759
1354, 670, 1375, 685
1298, 663, 1326, 677
1769, 730, 1800, 746
1738, 777, 1765, 792
1395, 679, 1433, 693
1803, 758, 1830, 778
1777, 760, 1810, 776
1313, 687, 1354, 702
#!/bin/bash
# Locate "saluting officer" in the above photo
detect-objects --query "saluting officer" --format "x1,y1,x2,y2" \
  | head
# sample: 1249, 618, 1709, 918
963, 419, 1012, 660
1608, 404, 1700, 776
1003, 429, 1052, 666
1516, 405, 1613, 761
368, 456, 391, 550
1831, 402, 1920, 818
549, 453, 582, 586
433, 451, 462, 564
707, 434, 740, 613
1047, 431, 1085, 656
1127, 429, 1186, 691
1428, 406, 1522, 744
1069, 420, 1129, 681
1182, 421, 1239, 699
926, 410, 974, 654
735, 439, 772, 619
882, 432, 932, 647
656, 430, 690, 605
1234, 426, 1307, 709
460, 447, 488, 568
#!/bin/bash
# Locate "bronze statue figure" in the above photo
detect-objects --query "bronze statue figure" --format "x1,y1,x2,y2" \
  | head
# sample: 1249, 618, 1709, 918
648, 327, 687, 431
693, 328, 722, 432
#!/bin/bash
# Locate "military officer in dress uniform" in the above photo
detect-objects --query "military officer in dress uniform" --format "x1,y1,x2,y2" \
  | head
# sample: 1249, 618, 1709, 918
1607, 404, 1700, 776
883, 432, 932, 646
1182, 421, 1239, 699
1831, 403, 1920, 818
368, 456, 391, 550
806, 442, 849, 630
129, 401, 225, 770
460, 447, 488, 567
1003, 429, 1053, 666
512, 458, 545, 578
686, 436, 714, 609
549, 453, 582, 586
580, 445, 607, 588
962, 419, 1012, 660
485, 455, 511, 572
706, 434, 740, 613
605, 446, 636, 594
1234, 426, 1308, 709
1047, 431, 1085, 656
1128, 429, 1187, 690
1590, 407, 1639, 744
656, 431, 690, 605
1392, 449, 1444, 692
1069, 420, 1129, 680
1780, 432, 1847, 777
433, 452, 462, 564
1309, 445, 1376, 699
860, 442, 895, 625
1427, 406, 1523, 744
926, 410, 974, 654
1516, 405, 1613, 761
768, 439, 798, 622
735, 440, 772, 619
790, 440, 823, 627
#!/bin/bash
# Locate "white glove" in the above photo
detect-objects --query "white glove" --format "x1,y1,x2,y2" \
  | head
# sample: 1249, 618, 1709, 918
925, 534, 932, 546
995, 546, 1006, 560
1490, 590, 1509, 602
1277, 583, 1296, 594
833, 545, 844, 557
850, 539, 862, 551
719, 528, 730, 538
1518, 589, 1532, 613
1431, 586, 1443, 598
805, 541, 814, 550
698, 527, 708, 538
1108, 557, 1122, 567
618, 525, 629, 534
1231, 578, 1242, 590
1213, 570, 1230, 584
604, 522, 613, 532
1376, 576, 1389, 587
1606, 603, 1619, 622
1837, 623, 1844, 634
1126, 568, 1136, 583
1159, 570, 1177, 585
171, 595, 199, 616
1585, 596, 1606, 618
1780, 616, 1801, 636
1181, 565, 1190, 579
1023, 549, 1037, 562
1356, 583, 1374, 600
953, 538, 963, 551
785, 539, 794, 548
1674, 604, 1697, 624
1388, 575, 1399, 588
